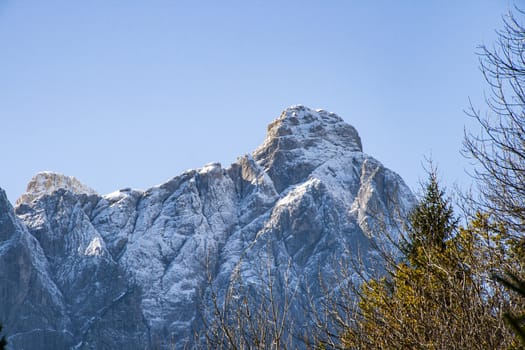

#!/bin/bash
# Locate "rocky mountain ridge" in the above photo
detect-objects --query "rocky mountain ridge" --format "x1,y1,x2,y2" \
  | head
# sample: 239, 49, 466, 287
0, 105, 415, 349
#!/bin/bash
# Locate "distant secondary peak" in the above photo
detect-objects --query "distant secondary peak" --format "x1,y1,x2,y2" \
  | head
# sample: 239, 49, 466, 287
16, 171, 97, 206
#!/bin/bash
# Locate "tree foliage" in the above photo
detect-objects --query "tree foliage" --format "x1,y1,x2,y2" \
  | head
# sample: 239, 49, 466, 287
344, 174, 514, 349
404, 170, 456, 264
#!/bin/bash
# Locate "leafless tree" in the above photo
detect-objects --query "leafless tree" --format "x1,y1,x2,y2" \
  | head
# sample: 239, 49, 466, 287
464, 8, 525, 235
197, 247, 300, 350
463, 8, 525, 343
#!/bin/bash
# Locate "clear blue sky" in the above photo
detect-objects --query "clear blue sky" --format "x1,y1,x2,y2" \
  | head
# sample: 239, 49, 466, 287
0, 0, 514, 204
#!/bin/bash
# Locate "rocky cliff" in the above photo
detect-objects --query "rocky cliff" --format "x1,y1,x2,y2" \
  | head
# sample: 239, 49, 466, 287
0, 106, 415, 349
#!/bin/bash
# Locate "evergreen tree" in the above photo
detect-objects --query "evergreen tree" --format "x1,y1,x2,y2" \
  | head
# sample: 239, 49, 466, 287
404, 169, 456, 265
343, 172, 513, 349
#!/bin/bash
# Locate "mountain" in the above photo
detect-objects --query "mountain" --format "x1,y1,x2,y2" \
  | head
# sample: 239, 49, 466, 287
0, 105, 415, 349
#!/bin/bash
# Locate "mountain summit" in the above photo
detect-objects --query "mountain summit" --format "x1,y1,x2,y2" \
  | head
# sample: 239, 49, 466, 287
254, 105, 363, 192
1, 106, 414, 349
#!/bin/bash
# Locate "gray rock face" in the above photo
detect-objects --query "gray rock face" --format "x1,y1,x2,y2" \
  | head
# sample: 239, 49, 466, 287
0, 105, 415, 349
0, 189, 73, 349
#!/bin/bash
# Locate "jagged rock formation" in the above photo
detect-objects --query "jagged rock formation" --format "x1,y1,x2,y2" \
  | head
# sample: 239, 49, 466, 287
0, 106, 415, 349
16, 172, 97, 206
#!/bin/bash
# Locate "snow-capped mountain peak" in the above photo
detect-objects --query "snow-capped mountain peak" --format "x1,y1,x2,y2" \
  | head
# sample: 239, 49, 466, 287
16, 171, 97, 206
253, 105, 363, 192
1, 106, 414, 349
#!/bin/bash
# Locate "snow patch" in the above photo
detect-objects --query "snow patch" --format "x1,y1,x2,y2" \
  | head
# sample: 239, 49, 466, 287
104, 190, 126, 201
84, 237, 104, 256
276, 178, 320, 207
198, 162, 222, 175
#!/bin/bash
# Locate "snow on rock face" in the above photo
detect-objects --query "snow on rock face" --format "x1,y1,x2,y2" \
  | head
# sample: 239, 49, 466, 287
3, 106, 416, 350
265, 105, 362, 151
84, 236, 104, 256
16, 171, 97, 206
0, 188, 73, 349
253, 105, 363, 192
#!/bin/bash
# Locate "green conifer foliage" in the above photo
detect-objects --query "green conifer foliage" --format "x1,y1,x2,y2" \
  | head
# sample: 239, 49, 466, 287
405, 170, 456, 265
343, 172, 513, 349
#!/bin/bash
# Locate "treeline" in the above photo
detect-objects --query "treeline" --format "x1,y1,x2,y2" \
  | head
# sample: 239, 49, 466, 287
199, 9, 525, 350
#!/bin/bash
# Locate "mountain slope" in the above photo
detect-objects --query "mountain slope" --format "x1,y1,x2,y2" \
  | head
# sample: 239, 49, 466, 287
1, 105, 415, 349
